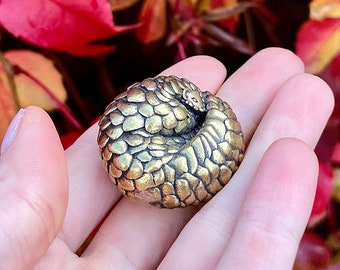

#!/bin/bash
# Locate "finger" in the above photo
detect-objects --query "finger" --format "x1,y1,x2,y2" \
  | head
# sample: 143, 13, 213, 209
193, 73, 333, 267
60, 125, 119, 251
60, 55, 227, 251
215, 138, 318, 269
213, 73, 333, 234
229, 73, 334, 205
158, 50, 333, 270
218, 47, 305, 142
81, 199, 195, 269
0, 106, 68, 269
161, 54, 227, 94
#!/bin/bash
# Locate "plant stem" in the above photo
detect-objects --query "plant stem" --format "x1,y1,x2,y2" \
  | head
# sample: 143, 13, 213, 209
244, 10, 256, 50
0, 52, 20, 109
175, 34, 187, 61
14, 64, 83, 130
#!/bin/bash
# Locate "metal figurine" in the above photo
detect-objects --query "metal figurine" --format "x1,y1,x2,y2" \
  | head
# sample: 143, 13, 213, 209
98, 75, 245, 208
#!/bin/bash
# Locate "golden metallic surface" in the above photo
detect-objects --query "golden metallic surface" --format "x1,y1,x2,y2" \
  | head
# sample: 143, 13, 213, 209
98, 75, 245, 208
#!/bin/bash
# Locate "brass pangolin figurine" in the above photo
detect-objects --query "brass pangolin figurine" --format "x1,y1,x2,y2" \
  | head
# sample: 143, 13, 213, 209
97, 75, 244, 208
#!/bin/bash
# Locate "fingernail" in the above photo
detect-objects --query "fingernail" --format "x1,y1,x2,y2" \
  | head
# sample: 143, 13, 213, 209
1, 108, 25, 155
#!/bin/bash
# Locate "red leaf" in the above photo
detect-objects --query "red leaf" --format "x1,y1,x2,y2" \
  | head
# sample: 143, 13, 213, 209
294, 232, 331, 270
296, 18, 340, 74
0, 0, 134, 56
315, 124, 338, 163
136, 0, 167, 44
318, 53, 340, 121
308, 162, 334, 227
332, 142, 340, 164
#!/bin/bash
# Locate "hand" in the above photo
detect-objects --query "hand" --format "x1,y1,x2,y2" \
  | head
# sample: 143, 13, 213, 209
0, 48, 334, 270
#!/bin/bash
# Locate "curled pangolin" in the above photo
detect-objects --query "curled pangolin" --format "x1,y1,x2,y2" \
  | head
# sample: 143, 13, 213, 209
97, 75, 244, 208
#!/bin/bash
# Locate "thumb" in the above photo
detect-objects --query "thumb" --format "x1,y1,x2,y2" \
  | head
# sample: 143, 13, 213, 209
0, 106, 68, 269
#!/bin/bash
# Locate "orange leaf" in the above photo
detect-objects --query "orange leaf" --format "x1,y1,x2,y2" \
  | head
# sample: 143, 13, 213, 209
0, 80, 17, 143
310, 0, 340, 20
296, 18, 340, 74
136, 0, 167, 44
204, 0, 245, 33
0, 50, 67, 111
109, 0, 140, 11
210, 0, 238, 8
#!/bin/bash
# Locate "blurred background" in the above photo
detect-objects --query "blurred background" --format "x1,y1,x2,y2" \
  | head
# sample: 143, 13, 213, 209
1, 0, 340, 268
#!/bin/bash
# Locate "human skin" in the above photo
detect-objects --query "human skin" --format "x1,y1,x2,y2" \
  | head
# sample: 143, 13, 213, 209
0, 47, 334, 270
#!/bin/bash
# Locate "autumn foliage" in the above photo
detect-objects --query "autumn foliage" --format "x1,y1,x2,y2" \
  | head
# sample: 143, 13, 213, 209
0, 0, 137, 56
1, 0, 340, 268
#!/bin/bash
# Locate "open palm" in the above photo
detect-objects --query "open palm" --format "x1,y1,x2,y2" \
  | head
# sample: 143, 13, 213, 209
0, 48, 334, 270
